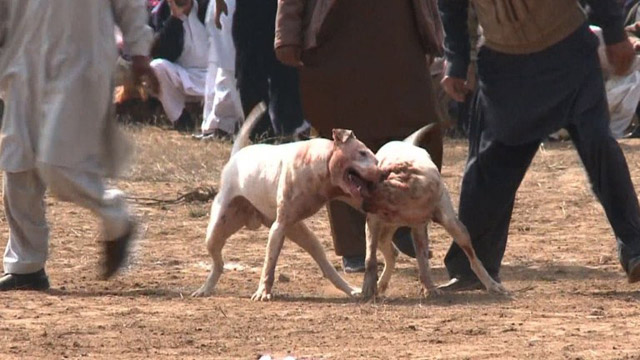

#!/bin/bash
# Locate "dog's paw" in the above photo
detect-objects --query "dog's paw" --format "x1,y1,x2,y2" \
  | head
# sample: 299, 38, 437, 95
361, 275, 377, 300
488, 282, 510, 296
360, 286, 375, 300
376, 280, 389, 295
421, 287, 443, 298
251, 287, 273, 302
350, 287, 363, 298
191, 285, 213, 298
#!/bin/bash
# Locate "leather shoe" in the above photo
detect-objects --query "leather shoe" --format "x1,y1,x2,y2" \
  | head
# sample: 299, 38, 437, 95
0, 269, 50, 291
174, 110, 195, 133
102, 220, 137, 279
438, 275, 501, 292
627, 256, 640, 283
624, 126, 640, 139
342, 256, 365, 273
192, 129, 233, 141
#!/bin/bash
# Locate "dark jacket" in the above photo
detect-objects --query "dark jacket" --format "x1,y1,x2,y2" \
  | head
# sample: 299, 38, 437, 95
150, 0, 209, 62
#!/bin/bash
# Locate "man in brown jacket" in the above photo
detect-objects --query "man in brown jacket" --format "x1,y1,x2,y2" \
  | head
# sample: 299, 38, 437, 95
275, 0, 445, 271
439, 0, 640, 291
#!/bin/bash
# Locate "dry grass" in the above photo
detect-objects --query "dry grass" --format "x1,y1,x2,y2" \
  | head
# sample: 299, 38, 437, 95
1, 126, 640, 359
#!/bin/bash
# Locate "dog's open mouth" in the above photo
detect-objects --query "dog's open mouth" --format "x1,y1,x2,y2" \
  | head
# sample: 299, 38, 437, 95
345, 168, 375, 198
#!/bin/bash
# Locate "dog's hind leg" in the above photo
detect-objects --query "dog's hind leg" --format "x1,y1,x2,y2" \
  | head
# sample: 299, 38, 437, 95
192, 195, 247, 297
434, 190, 508, 295
376, 227, 397, 296
286, 222, 360, 298
412, 223, 441, 296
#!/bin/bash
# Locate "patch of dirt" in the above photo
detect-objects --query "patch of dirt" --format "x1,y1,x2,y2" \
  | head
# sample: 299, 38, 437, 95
2, 127, 640, 359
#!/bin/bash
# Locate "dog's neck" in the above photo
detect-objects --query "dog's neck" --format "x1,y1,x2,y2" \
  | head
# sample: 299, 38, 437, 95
292, 139, 348, 199
325, 143, 350, 199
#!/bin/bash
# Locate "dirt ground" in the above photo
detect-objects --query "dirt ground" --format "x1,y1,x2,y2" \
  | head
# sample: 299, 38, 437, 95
2, 126, 640, 359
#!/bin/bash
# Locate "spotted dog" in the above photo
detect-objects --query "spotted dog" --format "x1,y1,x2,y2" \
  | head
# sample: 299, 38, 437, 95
192, 104, 381, 300
361, 125, 508, 298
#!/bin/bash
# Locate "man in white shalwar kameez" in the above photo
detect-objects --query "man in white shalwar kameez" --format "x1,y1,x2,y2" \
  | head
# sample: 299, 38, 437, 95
150, 0, 209, 131
194, 0, 243, 140
0, 0, 156, 290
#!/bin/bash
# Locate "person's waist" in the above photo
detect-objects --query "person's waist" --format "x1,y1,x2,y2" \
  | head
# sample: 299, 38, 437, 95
480, 4, 586, 55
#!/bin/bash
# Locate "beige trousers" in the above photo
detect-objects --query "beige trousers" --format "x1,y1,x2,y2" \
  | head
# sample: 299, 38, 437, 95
2, 164, 130, 274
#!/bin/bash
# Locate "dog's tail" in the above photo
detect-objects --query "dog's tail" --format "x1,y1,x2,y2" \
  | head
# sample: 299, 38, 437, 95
230, 102, 267, 156
404, 123, 438, 147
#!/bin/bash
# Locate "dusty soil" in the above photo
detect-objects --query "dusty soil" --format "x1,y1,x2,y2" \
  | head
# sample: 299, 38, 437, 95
2, 126, 640, 359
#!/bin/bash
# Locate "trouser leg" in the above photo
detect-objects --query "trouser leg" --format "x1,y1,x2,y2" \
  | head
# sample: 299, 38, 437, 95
268, 58, 304, 136
202, 62, 219, 133
150, 59, 187, 122
443, 109, 540, 280
212, 68, 244, 134
37, 163, 131, 242
566, 77, 640, 271
232, 0, 274, 137
326, 200, 367, 257
3, 170, 49, 274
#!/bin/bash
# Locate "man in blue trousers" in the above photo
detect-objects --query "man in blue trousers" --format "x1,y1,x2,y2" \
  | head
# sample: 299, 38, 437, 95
438, 0, 640, 291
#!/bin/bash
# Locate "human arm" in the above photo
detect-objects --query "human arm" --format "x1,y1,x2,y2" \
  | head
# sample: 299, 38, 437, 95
274, 0, 305, 67
0, 0, 6, 52
625, 22, 640, 50
111, 0, 153, 58
624, 5, 640, 51
214, 0, 228, 29
111, 0, 159, 92
438, 0, 470, 102
585, 0, 635, 75
148, 0, 186, 61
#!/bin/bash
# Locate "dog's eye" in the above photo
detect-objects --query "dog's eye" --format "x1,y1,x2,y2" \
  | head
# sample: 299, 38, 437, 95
359, 151, 368, 157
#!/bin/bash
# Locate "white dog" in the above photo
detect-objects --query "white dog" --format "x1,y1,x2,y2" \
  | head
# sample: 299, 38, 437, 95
360, 125, 508, 298
192, 104, 381, 300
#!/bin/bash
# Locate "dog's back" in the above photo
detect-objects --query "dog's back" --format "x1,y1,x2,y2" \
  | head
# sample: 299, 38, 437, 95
369, 142, 440, 225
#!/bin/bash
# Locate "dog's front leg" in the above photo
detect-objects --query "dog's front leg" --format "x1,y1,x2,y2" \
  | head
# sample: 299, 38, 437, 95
285, 222, 360, 298
362, 218, 380, 300
252, 220, 287, 301
412, 224, 441, 297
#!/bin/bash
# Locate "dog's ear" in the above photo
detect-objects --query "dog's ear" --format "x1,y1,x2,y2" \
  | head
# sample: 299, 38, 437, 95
332, 129, 355, 144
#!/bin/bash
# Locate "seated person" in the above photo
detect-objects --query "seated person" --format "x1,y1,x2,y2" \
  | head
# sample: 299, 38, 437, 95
150, 0, 209, 131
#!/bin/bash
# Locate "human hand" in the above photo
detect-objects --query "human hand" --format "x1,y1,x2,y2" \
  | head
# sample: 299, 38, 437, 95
131, 56, 160, 95
441, 76, 468, 102
630, 36, 640, 52
215, 0, 228, 29
625, 21, 640, 35
466, 62, 477, 92
606, 38, 635, 76
275, 45, 303, 67
168, 0, 188, 19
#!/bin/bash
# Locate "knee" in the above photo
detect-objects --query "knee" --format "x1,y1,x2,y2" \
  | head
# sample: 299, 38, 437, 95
150, 58, 172, 77
36, 163, 67, 200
